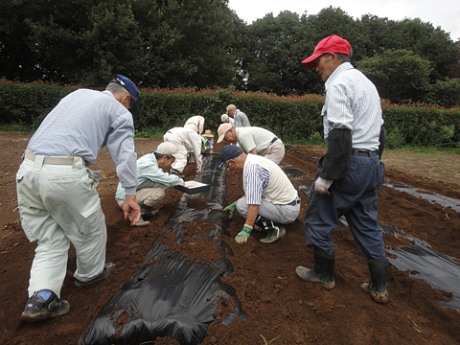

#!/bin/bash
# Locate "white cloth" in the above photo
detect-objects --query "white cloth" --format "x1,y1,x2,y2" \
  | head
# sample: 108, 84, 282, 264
164, 127, 203, 172
17, 157, 107, 298
184, 115, 205, 134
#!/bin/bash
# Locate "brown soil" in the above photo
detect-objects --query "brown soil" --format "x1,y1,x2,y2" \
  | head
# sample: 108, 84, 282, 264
1, 132, 460, 345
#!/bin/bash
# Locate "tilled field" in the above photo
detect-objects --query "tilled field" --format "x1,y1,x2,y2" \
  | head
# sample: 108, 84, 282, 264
0, 132, 459, 345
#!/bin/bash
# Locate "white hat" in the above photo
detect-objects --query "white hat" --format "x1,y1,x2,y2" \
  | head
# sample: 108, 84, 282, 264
217, 123, 233, 143
155, 142, 185, 160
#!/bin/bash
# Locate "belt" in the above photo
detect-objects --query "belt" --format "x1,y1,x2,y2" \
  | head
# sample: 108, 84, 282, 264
284, 198, 301, 206
270, 137, 278, 144
24, 150, 81, 165
357, 150, 378, 157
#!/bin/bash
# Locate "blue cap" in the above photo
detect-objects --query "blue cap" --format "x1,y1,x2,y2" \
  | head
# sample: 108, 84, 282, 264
217, 145, 244, 169
110, 74, 140, 120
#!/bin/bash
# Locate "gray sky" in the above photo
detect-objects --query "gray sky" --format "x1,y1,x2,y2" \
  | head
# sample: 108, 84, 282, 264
228, 0, 460, 42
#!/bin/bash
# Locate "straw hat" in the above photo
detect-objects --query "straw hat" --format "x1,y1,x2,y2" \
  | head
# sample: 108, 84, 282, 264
202, 129, 214, 138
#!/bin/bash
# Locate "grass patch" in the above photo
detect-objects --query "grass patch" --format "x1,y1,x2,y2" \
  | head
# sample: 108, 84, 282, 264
0, 122, 35, 133
134, 127, 168, 139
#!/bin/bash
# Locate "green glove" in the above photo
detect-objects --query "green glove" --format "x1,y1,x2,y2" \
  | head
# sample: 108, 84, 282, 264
235, 226, 252, 244
223, 202, 237, 219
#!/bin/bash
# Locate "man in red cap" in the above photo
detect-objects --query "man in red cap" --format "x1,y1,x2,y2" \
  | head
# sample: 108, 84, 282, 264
296, 35, 388, 303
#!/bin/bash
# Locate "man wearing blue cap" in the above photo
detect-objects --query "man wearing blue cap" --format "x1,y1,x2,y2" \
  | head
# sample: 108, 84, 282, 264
219, 145, 300, 244
16, 74, 142, 322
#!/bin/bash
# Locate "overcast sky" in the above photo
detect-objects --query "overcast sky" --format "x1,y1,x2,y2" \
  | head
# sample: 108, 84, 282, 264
228, 0, 460, 42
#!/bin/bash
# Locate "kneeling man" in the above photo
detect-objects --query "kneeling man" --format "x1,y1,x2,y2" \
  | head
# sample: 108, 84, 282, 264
217, 124, 285, 165
115, 142, 184, 226
219, 145, 300, 244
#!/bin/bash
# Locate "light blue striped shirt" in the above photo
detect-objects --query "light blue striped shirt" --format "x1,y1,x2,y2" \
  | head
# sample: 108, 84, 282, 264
27, 89, 138, 194
322, 62, 383, 151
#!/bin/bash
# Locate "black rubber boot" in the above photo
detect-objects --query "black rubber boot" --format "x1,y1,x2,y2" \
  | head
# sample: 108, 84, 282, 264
254, 217, 286, 243
138, 201, 158, 218
361, 258, 389, 303
296, 248, 335, 290
253, 215, 264, 231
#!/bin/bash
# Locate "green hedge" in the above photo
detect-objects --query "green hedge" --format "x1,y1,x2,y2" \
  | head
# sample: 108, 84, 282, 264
1, 79, 460, 147
0, 79, 79, 128
137, 87, 325, 143
382, 101, 460, 147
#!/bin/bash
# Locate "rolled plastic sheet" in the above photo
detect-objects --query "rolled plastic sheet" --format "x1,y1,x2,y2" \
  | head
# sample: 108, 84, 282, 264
81, 153, 247, 345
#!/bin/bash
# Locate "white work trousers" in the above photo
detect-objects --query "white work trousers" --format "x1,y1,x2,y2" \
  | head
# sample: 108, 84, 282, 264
16, 157, 107, 298
236, 196, 300, 224
163, 133, 188, 173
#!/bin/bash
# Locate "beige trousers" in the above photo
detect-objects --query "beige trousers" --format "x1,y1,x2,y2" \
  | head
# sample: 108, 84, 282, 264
261, 139, 285, 165
116, 183, 169, 209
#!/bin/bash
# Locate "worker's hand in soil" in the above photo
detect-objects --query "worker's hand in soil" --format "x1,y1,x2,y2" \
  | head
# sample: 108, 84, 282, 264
223, 202, 237, 218
315, 177, 333, 196
124, 195, 141, 225
235, 226, 252, 244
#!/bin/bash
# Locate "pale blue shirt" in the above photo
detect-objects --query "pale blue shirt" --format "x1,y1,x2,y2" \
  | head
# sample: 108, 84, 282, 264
27, 89, 138, 194
234, 110, 251, 127
115, 153, 184, 200
322, 62, 383, 151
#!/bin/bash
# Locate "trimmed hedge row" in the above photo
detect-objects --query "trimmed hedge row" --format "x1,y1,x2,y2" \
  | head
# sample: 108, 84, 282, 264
1, 79, 460, 147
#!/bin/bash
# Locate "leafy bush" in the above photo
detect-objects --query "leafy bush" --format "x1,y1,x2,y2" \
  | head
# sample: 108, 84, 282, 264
427, 78, 460, 108
385, 126, 405, 149
2, 79, 460, 148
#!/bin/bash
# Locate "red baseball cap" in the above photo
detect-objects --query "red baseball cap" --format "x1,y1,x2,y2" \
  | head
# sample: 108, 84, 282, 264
301, 35, 351, 70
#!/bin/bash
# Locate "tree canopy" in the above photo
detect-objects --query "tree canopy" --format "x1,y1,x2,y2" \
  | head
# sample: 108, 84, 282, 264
0, 1, 458, 105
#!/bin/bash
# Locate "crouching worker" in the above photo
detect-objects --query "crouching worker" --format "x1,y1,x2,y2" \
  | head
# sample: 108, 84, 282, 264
219, 145, 300, 244
115, 142, 185, 226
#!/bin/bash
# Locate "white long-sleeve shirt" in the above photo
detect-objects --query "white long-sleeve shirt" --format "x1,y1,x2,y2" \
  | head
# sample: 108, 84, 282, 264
184, 115, 205, 134
322, 62, 383, 151
164, 127, 203, 170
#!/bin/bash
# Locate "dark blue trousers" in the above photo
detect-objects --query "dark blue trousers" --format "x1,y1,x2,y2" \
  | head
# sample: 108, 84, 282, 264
304, 150, 386, 260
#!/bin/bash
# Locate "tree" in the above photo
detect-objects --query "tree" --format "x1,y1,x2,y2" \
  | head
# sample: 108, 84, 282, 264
241, 11, 311, 95
0, 0, 237, 88
358, 49, 432, 103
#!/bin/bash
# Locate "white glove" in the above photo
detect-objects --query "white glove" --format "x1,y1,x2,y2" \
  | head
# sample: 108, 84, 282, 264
315, 177, 333, 196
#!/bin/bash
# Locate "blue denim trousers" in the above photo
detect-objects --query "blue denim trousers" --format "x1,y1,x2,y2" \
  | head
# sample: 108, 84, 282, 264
304, 150, 386, 260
